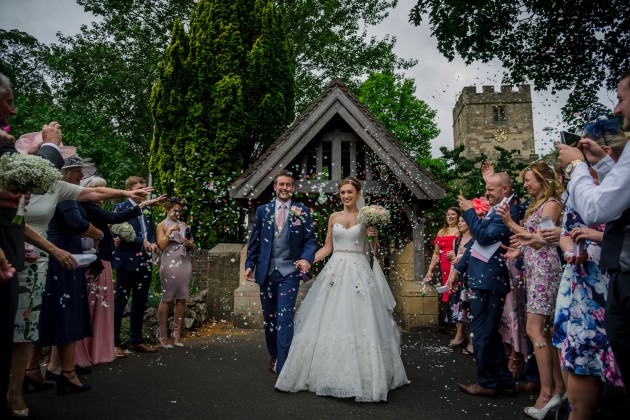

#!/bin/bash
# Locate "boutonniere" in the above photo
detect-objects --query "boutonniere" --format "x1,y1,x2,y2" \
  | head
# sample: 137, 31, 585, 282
142, 208, 150, 216
289, 205, 304, 218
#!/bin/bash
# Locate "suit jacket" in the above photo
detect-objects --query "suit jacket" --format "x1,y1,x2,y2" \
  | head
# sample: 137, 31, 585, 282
455, 205, 521, 295
80, 201, 141, 261
0, 143, 63, 271
245, 201, 317, 285
111, 199, 155, 271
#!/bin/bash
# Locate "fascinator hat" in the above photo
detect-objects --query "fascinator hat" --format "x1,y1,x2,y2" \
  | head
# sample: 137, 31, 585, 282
14, 132, 77, 159
62, 154, 97, 178
582, 117, 621, 144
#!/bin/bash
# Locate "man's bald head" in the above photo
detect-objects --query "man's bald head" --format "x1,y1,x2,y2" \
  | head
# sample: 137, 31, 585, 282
485, 172, 512, 206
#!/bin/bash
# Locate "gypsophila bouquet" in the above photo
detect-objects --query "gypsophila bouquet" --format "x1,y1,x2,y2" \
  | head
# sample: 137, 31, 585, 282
0, 153, 61, 224
111, 222, 136, 242
357, 205, 390, 243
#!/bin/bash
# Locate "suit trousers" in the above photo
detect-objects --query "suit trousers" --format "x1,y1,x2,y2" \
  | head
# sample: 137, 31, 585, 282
114, 262, 152, 346
260, 270, 300, 374
605, 271, 630, 389
469, 288, 515, 389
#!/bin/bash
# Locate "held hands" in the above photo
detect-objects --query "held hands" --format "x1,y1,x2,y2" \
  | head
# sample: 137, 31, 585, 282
143, 239, 158, 254
296, 259, 311, 272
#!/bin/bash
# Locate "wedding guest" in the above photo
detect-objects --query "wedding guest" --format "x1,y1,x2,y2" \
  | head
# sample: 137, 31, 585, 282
497, 162, 566, 417
0, 72, 64, 412
424, 207, 462, 343
553, 119, 626, 418
558, 71, 630, 399
112, 176, 159, 357
75, 176, 165, 366
155, 198, 194, 348
445, 215, 473, 354
453, 173, 518, 398
36, 156, 106, 395
8, 147, 151, 412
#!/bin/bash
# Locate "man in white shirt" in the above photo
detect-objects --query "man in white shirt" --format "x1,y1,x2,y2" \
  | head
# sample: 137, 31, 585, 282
558, 68, 630, 394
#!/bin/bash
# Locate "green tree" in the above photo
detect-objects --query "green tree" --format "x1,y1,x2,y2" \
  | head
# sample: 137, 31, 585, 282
419, 146, 527, 243
151, 0, 294, 248
409, 0, 629, 128
358, 72, 439, 160
278, 0, 417, 111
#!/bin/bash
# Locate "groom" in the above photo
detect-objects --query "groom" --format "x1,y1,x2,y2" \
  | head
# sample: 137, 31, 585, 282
244, 170, 316, 375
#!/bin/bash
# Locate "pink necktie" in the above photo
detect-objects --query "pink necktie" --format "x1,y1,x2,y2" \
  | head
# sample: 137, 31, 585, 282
276, 205, 285, 231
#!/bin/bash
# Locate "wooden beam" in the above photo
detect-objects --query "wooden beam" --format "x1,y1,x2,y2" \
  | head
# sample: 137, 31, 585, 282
332, 129, 342, 180
316, 143, 323, 179
350, 140, 357, 177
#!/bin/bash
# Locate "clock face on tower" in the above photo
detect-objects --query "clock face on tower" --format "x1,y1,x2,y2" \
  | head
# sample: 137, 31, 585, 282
493, 128, 509, 143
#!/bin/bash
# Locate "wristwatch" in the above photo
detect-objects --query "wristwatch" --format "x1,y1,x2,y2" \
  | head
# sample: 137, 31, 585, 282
565, 159, 584, 177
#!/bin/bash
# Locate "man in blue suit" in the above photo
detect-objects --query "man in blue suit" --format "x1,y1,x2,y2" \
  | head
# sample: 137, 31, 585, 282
244, 170, 317, 375
449, 172, 520, 398
112, 176, 158, 356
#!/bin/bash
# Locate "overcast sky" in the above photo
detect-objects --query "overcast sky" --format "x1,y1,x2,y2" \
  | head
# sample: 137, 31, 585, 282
0, 0, 618, 157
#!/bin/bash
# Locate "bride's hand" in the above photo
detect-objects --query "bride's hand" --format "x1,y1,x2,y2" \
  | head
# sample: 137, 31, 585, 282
367, 226, 378, 238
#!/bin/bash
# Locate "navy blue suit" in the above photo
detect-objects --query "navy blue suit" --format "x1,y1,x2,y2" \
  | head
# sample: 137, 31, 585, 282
245, 201, 316, 373
455, 204, 521, 389
111, 199, 155, 346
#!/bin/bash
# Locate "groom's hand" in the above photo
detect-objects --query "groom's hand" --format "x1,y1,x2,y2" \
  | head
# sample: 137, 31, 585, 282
296, 259, 311, 272
244, 268, 255, 282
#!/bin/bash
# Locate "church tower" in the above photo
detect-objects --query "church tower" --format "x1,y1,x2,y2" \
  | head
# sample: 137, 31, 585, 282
452, 85, 535, 161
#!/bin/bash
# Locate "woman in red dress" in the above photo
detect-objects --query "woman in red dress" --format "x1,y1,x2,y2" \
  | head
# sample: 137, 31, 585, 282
424, 207, 461, 343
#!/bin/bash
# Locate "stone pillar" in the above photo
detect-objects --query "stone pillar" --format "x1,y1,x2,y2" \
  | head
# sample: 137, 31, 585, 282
390, 242, 438, 331
203, 244, 243, 320
233, 245, 263, 328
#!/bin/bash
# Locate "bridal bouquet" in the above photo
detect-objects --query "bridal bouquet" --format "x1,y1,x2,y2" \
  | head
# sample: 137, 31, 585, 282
358, 205, 390, 243
111, 222, 136, 242
0, 153, 60, 224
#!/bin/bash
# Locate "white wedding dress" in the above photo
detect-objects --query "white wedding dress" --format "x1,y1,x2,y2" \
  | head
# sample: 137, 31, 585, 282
275, 223, 409, 402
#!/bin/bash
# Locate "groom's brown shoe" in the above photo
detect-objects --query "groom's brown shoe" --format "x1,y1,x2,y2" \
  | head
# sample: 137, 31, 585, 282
268, 358, 276, 373
458, 383, 498, 398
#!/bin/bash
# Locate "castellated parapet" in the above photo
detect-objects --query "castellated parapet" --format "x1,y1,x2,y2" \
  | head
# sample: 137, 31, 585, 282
453, 85, 535, 161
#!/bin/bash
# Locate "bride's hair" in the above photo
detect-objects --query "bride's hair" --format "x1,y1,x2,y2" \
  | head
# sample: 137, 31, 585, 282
338, 176, 362, 193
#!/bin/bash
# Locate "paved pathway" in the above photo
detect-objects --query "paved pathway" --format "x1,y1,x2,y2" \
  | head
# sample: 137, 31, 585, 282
24, 329, 627, 419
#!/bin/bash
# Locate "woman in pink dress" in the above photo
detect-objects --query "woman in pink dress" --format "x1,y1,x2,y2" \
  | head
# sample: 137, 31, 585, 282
424, 207, 461, 345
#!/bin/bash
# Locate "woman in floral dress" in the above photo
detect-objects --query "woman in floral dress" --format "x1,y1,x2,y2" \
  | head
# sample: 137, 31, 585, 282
552, 119, 625, 418
498, 162, 565, 418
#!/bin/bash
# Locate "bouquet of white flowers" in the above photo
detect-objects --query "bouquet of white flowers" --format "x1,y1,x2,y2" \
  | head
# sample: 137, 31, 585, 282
111, 222, 136, 242
357, 205, 391, 243
0, 153, 60, 224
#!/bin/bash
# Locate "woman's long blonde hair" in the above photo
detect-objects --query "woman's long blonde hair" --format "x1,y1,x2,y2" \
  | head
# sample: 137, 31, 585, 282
522, 161, 563, 220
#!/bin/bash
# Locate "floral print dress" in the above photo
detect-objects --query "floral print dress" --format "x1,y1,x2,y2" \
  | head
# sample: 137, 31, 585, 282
523, 198, 563, 316
552, 198, 623, 386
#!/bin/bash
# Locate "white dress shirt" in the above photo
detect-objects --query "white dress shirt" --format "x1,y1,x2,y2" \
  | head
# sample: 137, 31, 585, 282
568, 145, 630, 225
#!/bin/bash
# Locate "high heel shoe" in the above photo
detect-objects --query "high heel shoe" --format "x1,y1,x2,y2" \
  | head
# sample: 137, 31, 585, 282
23, 369, 55, 393
524, 394, 562, 419
172, 329, 184, 348
157, 328, 173, 349
7, 397, 29, 418
56, 370, 91, 396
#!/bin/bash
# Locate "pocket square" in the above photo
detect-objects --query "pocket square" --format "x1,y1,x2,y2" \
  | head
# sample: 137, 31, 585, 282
293, 219, 302, 226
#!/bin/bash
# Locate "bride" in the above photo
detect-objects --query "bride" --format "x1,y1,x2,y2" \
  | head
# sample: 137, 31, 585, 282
275, 177, 409, 402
